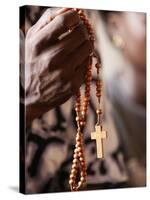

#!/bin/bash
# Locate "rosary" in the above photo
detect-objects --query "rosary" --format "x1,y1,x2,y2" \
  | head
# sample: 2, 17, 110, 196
69, 9, 107, 191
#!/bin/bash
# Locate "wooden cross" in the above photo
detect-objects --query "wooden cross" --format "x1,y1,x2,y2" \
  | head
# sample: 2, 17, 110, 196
91, 125, 107, 159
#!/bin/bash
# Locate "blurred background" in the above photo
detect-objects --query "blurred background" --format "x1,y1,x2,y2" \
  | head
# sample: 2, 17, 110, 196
20, 6, 146, 193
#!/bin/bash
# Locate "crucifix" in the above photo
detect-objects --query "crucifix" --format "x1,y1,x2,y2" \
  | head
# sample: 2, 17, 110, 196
91, 125, 107, 159
69, 8, 108, 191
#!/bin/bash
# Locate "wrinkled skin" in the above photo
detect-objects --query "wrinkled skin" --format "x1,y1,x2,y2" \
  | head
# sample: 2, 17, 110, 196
24, 8, 93, 125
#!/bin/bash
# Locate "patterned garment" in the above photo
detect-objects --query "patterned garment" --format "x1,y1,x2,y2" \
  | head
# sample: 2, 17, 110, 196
25, 84, 128, 193
20, 6, 146, 194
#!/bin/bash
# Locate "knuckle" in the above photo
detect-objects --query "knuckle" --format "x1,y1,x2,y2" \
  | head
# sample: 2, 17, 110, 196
44, 8, 52, 20
57, 14, 65, 27
56, 10, 79, 29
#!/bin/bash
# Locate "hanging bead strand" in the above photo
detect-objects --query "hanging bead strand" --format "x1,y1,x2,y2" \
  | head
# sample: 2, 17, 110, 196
95, 61, 103, 125
69, 8, 102, 191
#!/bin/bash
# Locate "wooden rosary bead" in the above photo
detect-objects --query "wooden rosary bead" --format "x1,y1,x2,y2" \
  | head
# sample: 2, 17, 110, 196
73, 159, 78, 165
85, 86, 90, 92
82, 106, 88, 112
75, 102, 81, 107
82, 108, 87, 114
96, 92, 101, 97
76, 136, 81, 142
85, 91, 90, 97
83, 101, 88, 106
81, 111, 86, 118
76, 139, 80, 144
69, 180, 74, 185
86, 77, 92, 82
96, 93, 102, 98
81, 171, 86, 177
86, 69, 92, 74
78, 152, 83, 157
96, 109, 102, 115
85, 82, 91, 87
95, 63, 100, 68
72, 163, 77, 169
76, 93, 81, 102
75, 116, 80, 122
74, 148, 78, 154
87, 65, 92, 70
75, 140, 81, 146
79, 157, 84, 162
96, 79, 101, 86
80, 176, 85, 182
80, 121, 86, 127
73, 154, 78, 159
81, 162, 86, 168
78, 10, 84, 14
82, 105, 88, 109
83, 98, 89, 103
75, 107, 80, 112
71, 169, 77, 174
77, 147, 82, 152
70, 174, 75, 179
69, 8, 104, 192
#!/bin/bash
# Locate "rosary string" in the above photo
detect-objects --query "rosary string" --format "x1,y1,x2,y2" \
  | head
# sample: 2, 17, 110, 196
69, 8, 103, 191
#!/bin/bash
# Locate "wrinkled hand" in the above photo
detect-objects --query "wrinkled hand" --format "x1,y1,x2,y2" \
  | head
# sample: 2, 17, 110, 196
24, 8, 93, 124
